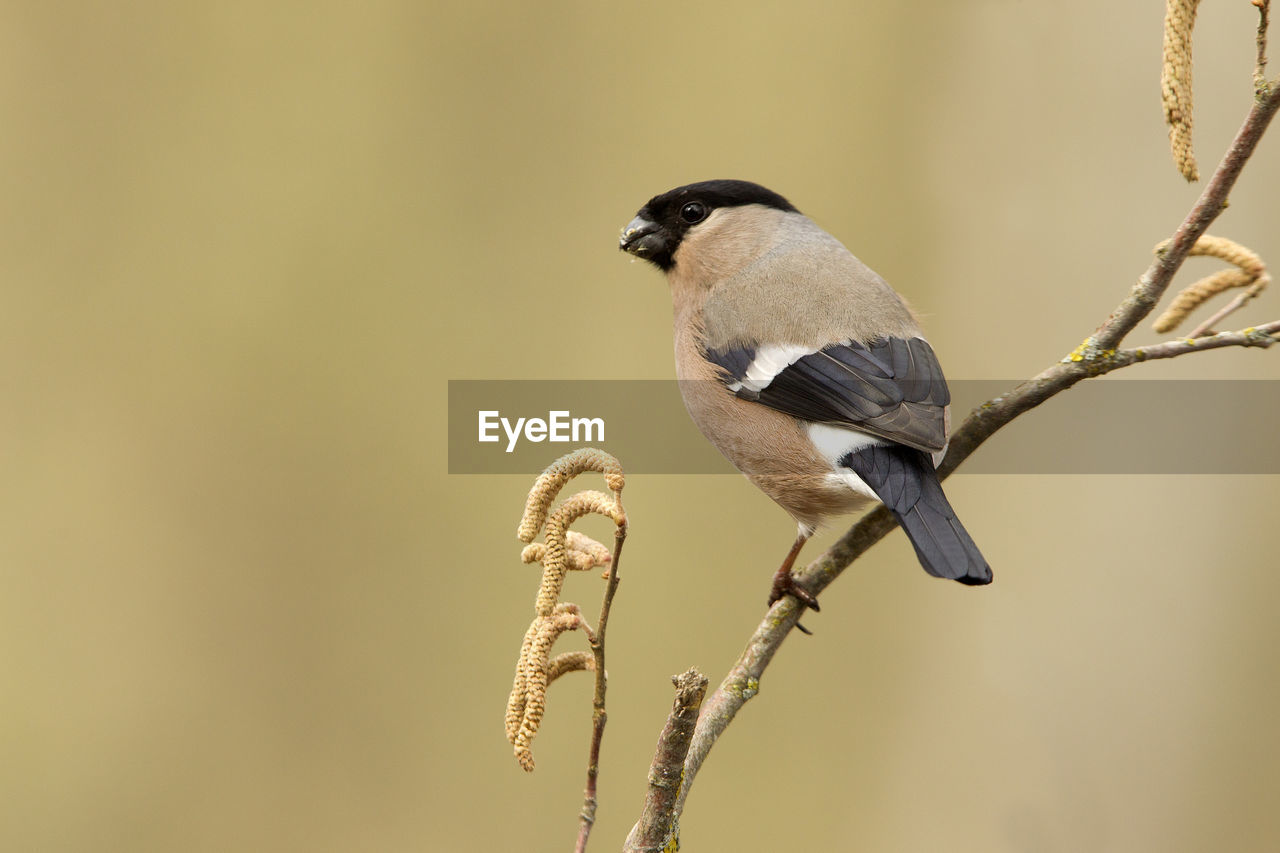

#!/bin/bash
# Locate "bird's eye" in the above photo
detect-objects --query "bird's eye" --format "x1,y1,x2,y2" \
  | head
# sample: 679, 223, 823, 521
680, 201, 708, 224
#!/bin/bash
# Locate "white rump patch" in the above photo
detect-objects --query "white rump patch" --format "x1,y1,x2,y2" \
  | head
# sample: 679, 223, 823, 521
808, 423, 884, 500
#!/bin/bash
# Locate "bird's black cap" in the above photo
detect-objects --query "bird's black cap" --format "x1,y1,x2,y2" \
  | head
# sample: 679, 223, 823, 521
641, 180, 797, 218
620, 180, 798, 270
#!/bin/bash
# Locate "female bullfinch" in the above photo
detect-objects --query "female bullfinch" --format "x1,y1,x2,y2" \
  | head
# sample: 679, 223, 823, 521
619, 180, 991, 613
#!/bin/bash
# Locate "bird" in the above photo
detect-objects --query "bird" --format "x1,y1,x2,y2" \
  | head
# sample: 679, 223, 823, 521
618, 179, 991, 614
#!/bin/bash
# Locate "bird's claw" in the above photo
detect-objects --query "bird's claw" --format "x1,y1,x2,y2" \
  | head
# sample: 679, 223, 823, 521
768, 570, 820, 612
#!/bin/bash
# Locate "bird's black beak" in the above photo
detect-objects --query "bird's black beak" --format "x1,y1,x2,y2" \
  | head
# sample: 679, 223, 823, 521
619, 215, 666, 260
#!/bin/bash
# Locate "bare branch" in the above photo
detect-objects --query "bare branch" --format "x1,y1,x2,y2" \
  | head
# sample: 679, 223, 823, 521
574, 522, 627, 853
1118, 319, 1280, 363
1256, 0, 1272, 93
624, 669, 709, 853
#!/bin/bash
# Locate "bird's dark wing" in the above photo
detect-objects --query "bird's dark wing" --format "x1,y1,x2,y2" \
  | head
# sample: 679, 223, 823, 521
704, 337, 950, 454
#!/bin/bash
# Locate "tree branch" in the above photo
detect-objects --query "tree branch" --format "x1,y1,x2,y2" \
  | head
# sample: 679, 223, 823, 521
1256, 0, 1272, 93
624, 669, 708, 853
575, 523, 627, 853
661, 68, 1280, 837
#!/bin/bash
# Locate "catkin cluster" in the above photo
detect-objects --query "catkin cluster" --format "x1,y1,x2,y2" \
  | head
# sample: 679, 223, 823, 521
505, 449, 626, 771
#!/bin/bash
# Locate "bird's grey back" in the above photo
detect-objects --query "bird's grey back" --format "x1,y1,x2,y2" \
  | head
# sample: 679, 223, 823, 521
698, 213, 922, 351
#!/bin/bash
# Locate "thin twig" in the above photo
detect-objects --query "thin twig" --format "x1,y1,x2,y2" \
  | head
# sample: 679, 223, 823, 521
661, 82, 1280, 830
1118, 319, 1280, 363
574, 523, 627, 853
1186, 284, 1269, 337
1256, 0, 1272, 93
624, 669, 709, 853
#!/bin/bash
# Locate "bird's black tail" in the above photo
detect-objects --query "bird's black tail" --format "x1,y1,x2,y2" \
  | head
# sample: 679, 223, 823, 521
841, 444, 992, 585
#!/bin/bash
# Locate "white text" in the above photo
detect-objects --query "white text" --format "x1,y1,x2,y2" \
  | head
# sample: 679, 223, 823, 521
478, 410, 605, 453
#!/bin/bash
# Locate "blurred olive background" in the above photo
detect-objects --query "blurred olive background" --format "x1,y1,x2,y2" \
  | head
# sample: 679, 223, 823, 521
3, 2, 1279, 851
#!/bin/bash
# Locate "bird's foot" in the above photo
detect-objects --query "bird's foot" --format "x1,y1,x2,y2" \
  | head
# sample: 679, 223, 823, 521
767, 567, 820, 612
